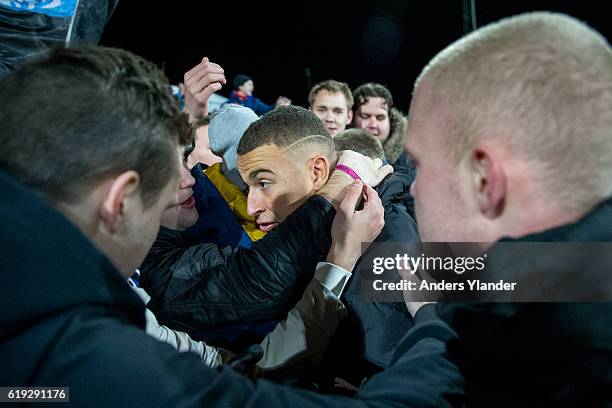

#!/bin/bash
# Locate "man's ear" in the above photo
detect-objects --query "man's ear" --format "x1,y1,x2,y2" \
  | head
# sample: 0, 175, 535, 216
471, 146, 506, 219
99, 171, 141, 234
310, 155, 331, 190
346, 109, 353, 124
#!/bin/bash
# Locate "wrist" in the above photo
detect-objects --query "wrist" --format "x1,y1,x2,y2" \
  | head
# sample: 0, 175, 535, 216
326, 242, 359, 272
316, 171, 353, 210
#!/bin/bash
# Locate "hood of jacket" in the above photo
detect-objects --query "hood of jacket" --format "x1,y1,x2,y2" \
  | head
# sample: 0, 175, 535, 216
382, 107, 408, 165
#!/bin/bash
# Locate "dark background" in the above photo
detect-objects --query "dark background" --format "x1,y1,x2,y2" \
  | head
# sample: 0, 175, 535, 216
100, 0, 611, 113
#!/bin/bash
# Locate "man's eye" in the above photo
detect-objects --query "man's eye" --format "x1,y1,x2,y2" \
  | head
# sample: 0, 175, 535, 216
260, 181, 271, 190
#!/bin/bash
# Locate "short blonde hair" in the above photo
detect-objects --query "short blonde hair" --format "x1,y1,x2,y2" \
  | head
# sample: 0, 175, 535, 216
415, 12, 612, 211
308, 80, 354, 111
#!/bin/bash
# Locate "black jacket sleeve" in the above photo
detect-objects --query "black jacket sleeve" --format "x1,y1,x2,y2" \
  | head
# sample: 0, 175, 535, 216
51, 312, 460, 408
359, 304, 465, 407
140, 195, 335, 330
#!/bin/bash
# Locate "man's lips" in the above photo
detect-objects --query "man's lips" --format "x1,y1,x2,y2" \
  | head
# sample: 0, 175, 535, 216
180, 195, 196, 209
258, 222, 279, 232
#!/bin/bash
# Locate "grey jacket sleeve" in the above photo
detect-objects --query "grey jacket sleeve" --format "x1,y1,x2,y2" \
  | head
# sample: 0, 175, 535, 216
254, 262, 351, 380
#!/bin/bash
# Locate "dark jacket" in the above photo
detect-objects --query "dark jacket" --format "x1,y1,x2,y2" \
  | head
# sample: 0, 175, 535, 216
140, 195, 336, 340
227, 90, 274, 116
383, 108, 416, 218
383, 108, 409, 168
436, 197, 612, 407
0, 169, 464, 407
315, 168, 421, 391
182, 163, 252, 249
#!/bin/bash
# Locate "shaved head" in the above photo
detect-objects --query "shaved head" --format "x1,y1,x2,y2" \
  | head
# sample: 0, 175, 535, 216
415, 12, 612, 212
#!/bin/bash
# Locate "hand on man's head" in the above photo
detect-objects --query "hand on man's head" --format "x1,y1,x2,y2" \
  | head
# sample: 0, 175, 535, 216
337, 150, 393, 188
316, 150, 393, 210
184, 57, 226, 122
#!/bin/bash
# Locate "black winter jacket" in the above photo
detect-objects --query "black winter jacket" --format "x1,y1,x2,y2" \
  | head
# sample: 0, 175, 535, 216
437, 197, 612, 407
140, 195, 335, 336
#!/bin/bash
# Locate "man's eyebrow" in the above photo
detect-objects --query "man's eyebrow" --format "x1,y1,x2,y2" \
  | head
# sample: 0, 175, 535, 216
248, 168, 276, 180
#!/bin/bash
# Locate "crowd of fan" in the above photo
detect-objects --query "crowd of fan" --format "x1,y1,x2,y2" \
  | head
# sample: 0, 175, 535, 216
1, 10, 611, 408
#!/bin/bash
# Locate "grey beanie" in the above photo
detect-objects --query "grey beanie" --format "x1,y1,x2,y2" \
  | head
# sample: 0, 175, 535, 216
208, 104, 259, 191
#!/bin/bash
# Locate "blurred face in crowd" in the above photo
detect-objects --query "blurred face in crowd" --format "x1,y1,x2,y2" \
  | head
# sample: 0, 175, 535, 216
353, 97, 391, 142
237, 144, 329, 232
239, 80, 254, 96
160, 159, 199, 231
187, 124, 222, 168
310, 90, 353, 136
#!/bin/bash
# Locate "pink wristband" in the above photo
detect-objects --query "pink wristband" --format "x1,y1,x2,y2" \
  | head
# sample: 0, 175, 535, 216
335, 164, 361, 181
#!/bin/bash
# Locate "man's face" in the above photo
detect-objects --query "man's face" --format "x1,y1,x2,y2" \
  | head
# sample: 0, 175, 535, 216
240, 80, 254, 96
353, 97, 391, 142
406, 81, 470, 242
405, 81, 480, 243
237, 144, 317, 232
160, 160, 199, 231
119, 152, 182, 277
310, 90, 353, 136
187, 124, 222, 168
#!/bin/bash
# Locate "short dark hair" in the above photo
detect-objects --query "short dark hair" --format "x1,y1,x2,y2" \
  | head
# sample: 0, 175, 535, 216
0, 45, 190, 208
237, 106, 334, 159
352, 82, 393, 112
308, 79, 354, 110
233, 74, 252, 90
334, 129, 385, 160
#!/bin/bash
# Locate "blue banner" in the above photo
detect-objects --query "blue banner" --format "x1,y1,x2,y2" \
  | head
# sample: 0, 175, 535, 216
0, 0, 78, 18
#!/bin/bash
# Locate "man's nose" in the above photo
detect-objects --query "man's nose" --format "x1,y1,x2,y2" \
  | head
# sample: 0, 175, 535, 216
180, 164, 195, 189
324, 111, 334, 122
366, 118, 378, 129
246, 189, 264, 217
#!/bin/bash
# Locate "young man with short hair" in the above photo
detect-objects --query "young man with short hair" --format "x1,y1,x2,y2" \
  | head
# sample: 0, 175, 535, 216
308, 79, 354, 136
352, 82, 410, 169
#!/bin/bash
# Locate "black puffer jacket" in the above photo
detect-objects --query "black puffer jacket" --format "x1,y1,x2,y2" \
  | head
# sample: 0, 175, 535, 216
140, 195, 335, 336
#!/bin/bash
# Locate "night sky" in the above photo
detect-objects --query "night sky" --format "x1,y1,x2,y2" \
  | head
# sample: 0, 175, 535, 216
100, 0, 611, 113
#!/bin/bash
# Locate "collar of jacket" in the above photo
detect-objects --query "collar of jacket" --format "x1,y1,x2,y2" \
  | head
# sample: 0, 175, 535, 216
233, 90, 249, 101
382, 107, 408, 165
437, 195, 612, 319
204, 163, 267, 241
